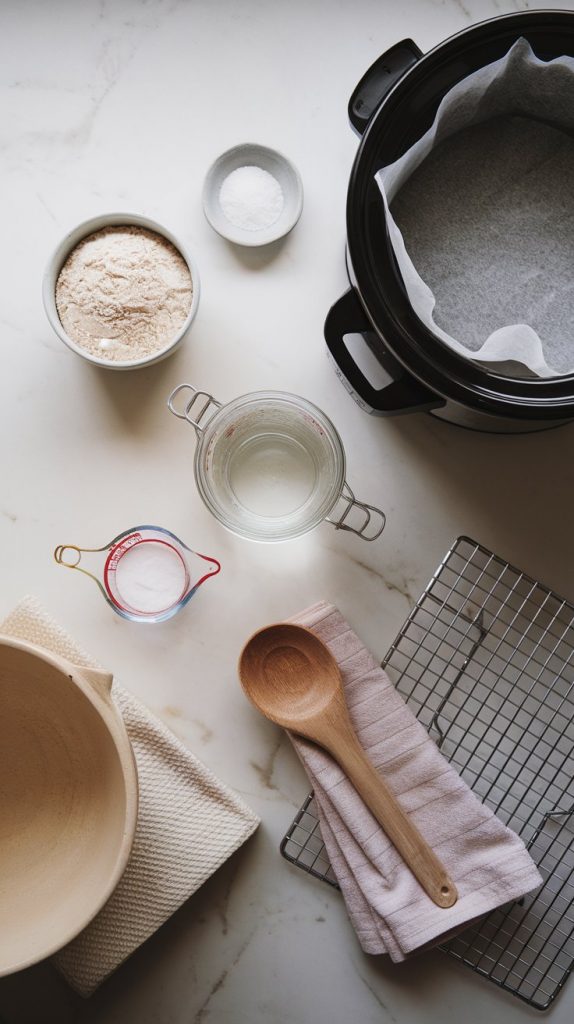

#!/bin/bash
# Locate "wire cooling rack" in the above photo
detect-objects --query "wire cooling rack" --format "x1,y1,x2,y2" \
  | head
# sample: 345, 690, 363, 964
281, 536, 574, 1011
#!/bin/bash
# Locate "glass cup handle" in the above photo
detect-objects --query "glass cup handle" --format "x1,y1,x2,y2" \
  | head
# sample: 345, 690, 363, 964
54, 543, 107, 597
326, 482, 386, 541
167, 384, 222, 436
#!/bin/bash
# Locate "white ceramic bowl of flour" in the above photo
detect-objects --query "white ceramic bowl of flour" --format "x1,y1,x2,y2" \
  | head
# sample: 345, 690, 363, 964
203, 143, 303, 247
42, 213, 200, 370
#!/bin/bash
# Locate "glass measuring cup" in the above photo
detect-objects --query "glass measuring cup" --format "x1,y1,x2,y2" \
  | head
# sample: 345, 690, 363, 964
54, 525, 221, 623
167, 384, 386, 543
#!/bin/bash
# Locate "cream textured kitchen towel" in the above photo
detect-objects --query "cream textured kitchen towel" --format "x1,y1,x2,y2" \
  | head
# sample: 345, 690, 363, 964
290, 602, 542, 960
1, 598, 259, 997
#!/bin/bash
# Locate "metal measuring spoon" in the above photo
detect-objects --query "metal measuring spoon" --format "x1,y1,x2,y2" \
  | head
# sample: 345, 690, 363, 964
239, 622, 457, 909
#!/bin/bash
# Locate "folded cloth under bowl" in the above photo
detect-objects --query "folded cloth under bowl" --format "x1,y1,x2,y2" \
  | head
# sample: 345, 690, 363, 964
288, 602, 542, 960
0, 598, 259, 996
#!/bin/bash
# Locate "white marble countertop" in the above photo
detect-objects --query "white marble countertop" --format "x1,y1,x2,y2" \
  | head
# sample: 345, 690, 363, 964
2, 0, 574, 1020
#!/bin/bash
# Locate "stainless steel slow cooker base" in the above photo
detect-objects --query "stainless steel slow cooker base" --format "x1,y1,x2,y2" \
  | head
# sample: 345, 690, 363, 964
327, 342, 570, 433
328, 257, 573, 434
427, 405, 570, 434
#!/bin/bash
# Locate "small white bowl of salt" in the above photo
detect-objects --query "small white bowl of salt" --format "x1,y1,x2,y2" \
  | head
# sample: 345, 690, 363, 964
203, 143, 303, 247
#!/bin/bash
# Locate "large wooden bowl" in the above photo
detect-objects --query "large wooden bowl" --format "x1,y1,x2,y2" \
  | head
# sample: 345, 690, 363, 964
0, 637, 138, 975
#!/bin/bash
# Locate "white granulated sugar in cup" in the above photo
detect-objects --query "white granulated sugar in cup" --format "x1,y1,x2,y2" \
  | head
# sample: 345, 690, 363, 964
115, 542, 188, 613
219, 165, 284, 230
55, 226, 193, 363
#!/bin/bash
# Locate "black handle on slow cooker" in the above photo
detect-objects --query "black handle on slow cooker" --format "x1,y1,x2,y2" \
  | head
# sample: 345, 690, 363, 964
325, 288, 444, 415
348, 39, 423, 136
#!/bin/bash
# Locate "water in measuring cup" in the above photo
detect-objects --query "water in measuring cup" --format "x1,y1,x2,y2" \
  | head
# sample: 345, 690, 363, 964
229, 432, 316, 517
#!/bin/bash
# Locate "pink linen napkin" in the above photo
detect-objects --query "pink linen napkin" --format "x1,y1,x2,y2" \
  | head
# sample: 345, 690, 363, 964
289, 602, 542, 960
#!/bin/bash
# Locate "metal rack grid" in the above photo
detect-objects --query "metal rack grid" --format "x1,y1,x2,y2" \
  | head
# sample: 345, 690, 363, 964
281, 536, 574, 1011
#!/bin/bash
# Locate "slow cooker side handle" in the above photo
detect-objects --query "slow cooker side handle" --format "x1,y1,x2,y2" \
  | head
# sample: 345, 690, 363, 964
325, 288, 444, 416
348, 40, 423, 137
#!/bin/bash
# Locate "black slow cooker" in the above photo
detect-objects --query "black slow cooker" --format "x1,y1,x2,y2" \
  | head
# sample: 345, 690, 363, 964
325, 10, 574, 432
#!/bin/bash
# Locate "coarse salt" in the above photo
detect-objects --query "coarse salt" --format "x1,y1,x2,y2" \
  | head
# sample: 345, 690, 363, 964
219, 165, 284, 231
114, 542, 188, 613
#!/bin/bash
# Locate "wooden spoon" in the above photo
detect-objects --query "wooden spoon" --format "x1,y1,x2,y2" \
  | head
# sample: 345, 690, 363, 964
239, 623, 457, 909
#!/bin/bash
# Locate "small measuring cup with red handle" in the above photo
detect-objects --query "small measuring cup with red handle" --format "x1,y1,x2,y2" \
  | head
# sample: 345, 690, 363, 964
54, 525, 221, 623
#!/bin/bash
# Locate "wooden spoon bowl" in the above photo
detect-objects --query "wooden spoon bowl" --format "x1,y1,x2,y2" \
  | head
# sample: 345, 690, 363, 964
239, 623, 457, 909
239, 623, 339, 725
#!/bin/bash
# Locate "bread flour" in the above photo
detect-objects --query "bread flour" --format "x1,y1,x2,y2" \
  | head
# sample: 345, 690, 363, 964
55, 226, 193, 362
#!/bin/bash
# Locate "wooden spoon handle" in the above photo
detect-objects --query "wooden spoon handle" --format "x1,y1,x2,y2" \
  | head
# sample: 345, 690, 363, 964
327, 729, 457, 908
